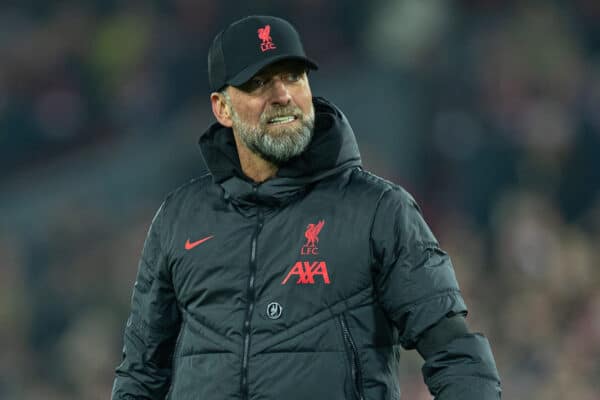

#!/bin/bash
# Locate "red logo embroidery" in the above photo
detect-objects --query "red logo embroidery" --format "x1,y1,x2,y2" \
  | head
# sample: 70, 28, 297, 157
282, 261, 331, 285
258, 25, 276, 52
301, 220, 324, 255
184, 235, 214, 250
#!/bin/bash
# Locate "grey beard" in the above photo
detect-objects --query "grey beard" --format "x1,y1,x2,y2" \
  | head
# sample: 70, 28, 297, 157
230, 105, 315, 165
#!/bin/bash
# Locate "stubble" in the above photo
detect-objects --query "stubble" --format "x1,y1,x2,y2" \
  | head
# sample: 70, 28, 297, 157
223, 92, 315, 165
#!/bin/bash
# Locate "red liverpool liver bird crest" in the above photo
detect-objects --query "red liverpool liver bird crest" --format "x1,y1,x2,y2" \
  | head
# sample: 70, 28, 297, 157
258, 25, 276, 52
301, 220, 325, 255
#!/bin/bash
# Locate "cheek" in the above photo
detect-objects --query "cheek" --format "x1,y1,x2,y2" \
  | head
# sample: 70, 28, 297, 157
302, 82, 312, 113
295, 85, 313, 114
235, 103, 264, 125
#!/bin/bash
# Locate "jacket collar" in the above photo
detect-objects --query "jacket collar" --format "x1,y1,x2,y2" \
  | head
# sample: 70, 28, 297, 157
199, 97, 362, 206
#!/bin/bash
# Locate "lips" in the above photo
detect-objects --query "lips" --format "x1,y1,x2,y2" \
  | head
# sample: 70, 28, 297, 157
267, 115, 298, 125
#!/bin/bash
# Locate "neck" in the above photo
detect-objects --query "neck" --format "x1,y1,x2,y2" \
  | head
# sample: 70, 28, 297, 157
232, 134, 279, 183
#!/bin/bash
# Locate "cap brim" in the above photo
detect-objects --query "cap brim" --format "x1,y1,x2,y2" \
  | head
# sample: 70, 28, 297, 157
227, 55, 319, 88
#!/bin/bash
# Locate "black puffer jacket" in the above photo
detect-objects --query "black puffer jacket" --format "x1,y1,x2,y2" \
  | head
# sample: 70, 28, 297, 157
112, 97, 501, 400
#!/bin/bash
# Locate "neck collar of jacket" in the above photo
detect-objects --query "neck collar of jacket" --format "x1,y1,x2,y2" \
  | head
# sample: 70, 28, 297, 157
198, 97, 362, 206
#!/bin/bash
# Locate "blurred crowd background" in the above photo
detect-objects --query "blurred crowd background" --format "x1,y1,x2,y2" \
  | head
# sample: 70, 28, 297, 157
1, 0, 599, 399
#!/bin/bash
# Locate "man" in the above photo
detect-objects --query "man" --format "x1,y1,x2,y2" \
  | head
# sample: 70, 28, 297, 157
112, 15, 501, 400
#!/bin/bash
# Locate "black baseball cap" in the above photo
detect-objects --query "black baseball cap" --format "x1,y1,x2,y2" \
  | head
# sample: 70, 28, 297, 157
208, 15, 318, 92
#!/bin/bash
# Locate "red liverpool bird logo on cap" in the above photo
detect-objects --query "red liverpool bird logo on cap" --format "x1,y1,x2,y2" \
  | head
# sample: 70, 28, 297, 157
258, 25, 276, 52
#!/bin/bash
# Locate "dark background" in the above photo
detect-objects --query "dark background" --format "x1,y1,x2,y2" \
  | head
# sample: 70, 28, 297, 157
1, 1, 599, 399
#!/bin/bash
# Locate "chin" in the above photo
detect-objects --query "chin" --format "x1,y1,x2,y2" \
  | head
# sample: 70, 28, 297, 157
265, 122, 299, 134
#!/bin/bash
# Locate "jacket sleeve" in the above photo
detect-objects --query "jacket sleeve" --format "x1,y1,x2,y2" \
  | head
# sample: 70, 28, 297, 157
370, 187, 501, 399
112, 202, 182, 400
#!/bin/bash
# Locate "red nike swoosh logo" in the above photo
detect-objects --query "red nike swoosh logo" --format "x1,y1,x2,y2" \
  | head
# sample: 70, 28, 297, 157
184, 235, 214, 250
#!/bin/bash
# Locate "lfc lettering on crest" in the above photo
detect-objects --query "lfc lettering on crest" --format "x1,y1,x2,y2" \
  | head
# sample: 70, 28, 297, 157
261, 42, 276, 52
300, 245, 319, 255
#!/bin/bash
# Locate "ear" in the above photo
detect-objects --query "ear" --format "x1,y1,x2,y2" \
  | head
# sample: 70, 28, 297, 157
210, 92, 233, 127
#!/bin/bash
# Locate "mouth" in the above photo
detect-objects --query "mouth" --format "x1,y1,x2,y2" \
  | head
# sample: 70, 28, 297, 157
267, 115, 298, 125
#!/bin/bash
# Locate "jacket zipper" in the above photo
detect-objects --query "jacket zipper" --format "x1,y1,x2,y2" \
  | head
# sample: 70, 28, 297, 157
339, 314, 365, 400
241, 192, 263, 400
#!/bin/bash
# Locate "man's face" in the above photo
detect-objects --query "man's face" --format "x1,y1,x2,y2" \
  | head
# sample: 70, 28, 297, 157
221, 60, 315, 165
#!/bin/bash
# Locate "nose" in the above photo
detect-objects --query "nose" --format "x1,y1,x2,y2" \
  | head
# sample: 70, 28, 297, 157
269, 77, 291, 106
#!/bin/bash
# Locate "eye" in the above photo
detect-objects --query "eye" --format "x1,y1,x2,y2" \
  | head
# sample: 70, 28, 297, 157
284, 72, 302, 82
252, 77, 266, 87
239, 76, 267, 93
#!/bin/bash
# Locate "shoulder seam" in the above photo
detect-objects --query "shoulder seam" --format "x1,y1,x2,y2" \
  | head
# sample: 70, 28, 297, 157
352, 169, 398, 190
355, 170, 419, 209
162, 172, 212, 208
